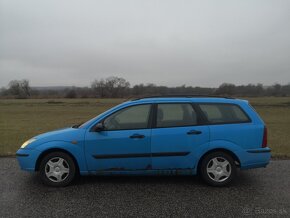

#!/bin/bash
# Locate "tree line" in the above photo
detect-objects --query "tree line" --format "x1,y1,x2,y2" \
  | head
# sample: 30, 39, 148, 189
0, 77, 290, 99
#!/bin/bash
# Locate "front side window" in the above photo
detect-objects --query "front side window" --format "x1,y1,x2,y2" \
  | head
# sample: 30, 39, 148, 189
198, 103, 250, 124
156, 103, 198, 128
103, 104, 151, 130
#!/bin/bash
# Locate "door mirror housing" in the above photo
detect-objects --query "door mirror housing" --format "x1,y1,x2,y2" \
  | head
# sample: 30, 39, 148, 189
93, 122, 105, 132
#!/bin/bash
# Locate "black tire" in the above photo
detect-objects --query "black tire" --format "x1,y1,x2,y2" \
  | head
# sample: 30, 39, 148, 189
200, 151, 236, 187
39, 152, 76, 187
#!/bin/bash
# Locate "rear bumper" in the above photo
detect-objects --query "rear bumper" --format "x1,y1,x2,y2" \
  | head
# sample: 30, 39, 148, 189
240, 147, 271, 169
16, 148, 41, 172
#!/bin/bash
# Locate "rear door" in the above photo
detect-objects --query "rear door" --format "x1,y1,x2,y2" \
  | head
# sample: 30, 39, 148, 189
151, 103, 210, 170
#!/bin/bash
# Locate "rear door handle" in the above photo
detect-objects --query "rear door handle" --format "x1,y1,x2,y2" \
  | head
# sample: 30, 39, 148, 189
130, 134, 145, 139
187, 130, 202, 135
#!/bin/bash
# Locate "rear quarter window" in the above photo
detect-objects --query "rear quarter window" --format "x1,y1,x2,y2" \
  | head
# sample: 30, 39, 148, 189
198, 103, 251, 124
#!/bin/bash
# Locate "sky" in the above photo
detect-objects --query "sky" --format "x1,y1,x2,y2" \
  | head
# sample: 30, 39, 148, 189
0, 0, 290, 88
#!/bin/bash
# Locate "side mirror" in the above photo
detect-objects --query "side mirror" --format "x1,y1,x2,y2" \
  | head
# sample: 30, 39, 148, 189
93, 122, 105, 132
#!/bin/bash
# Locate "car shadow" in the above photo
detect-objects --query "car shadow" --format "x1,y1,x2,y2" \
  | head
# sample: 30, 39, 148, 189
75, 174, 203, 186
25, 169, 259, 190
72, 169, 257, 186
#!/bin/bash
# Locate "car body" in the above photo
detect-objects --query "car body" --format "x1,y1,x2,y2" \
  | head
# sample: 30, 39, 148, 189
16, 96, 271, 186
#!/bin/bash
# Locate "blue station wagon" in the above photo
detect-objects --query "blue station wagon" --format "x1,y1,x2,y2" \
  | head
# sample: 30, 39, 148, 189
16, 96, 271, 187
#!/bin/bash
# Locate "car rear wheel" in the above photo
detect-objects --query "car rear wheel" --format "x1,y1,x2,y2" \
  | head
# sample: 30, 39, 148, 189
39, 152, 76, 187
200, 151, 236, 186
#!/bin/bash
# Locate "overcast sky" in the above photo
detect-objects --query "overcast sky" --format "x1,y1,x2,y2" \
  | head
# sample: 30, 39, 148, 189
0, 0, 289, 87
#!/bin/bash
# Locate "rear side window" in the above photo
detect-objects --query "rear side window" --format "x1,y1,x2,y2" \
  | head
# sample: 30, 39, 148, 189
156, 103, 198, 128
198, 103, 250, 124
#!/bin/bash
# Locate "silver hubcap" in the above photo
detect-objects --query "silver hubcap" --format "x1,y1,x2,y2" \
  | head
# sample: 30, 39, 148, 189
206, 157, 231, 182
45, 157, 70, 183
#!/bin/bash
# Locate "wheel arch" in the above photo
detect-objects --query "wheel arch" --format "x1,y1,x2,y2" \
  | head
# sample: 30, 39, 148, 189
35, 148, 80, 174
197, 148, 241, 174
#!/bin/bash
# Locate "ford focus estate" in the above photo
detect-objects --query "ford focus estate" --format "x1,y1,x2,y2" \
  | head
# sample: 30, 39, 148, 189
16, 96, 271, 187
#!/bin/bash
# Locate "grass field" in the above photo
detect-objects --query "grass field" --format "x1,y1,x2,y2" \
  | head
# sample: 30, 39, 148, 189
0, 97, 289, 158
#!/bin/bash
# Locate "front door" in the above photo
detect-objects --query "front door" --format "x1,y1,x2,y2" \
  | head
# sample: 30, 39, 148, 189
85, 104, 152, 171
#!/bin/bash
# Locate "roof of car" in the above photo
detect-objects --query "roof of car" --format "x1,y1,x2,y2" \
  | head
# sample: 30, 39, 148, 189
126, 95, 247, 104
131, 95, 234, 100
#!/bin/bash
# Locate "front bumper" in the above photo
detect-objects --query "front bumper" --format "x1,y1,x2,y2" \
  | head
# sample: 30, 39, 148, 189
16, 148, 41, 171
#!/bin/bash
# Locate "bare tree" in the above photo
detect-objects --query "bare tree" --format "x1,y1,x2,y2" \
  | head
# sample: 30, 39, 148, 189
91, 76, 130, 97
106, 76, 130, 97
8, 79, 31, 98
8, 80, 21, 96
65, 89, 77, 98
20, 79, 31, 97
91, 78, 106, 97
215, 83, 236, 95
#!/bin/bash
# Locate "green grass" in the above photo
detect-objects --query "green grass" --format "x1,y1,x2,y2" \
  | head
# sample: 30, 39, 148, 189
0, 97, 289, 158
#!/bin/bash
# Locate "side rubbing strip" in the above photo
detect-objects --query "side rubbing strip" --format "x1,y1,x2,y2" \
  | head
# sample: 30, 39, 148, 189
152, 152, 190, 157
16, 153, 29, 157
247, 149, 271, 153
93, 152, 190, 159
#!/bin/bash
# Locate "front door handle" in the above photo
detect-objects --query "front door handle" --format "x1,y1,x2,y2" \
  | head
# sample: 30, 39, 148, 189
187, 130, 202, 135
130, 134, 145, 139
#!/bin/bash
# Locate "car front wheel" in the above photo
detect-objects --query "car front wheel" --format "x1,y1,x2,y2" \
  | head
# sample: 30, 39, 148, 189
200, 151, 236, 186
39, 152, 76, 187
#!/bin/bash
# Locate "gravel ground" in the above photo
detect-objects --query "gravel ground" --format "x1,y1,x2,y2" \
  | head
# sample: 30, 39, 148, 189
0, 158, 289, 217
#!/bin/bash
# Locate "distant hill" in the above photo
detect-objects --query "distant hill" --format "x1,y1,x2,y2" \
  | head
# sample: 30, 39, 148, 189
32, 86, 78, 91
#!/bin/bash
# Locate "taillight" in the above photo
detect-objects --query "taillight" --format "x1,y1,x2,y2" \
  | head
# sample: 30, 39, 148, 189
262, 126, 267, 148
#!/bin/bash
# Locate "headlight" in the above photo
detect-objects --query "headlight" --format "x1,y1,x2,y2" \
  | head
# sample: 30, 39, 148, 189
21, 138, 36, 149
